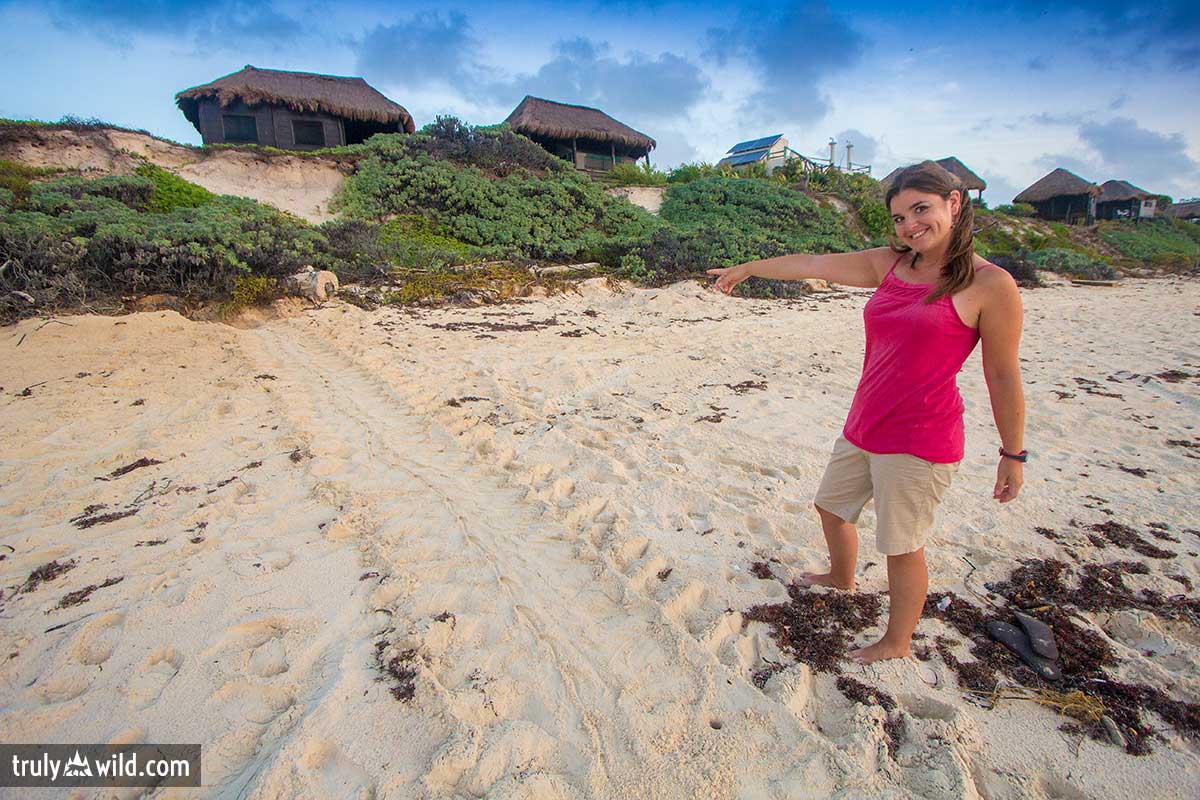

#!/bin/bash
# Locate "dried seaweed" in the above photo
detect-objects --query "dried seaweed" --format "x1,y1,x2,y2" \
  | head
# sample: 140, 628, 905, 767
54, 576, 124, 610
21, 559, 77, 593
836, 675, 905, 756
374, 639, 418, 701
744, 585, 883, 673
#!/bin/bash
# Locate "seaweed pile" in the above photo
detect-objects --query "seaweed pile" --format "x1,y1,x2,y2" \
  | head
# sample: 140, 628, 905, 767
741, 520, 1200, 755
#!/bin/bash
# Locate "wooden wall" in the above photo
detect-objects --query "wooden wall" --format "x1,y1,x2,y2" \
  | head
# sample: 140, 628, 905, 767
195, 98, 346, 150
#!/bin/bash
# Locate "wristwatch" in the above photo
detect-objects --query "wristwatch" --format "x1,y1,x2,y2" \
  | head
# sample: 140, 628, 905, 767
999, 447, 1028, 462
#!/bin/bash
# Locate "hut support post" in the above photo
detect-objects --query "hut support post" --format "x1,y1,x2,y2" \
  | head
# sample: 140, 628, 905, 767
611, 142, 616, 168
572, 138, 577, 169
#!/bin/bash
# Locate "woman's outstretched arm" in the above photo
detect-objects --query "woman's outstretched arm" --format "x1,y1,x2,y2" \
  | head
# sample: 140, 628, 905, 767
978, 268, 1025, 503
707, 247, 895, 294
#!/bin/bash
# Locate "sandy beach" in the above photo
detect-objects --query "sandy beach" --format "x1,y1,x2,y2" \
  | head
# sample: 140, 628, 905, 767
2, 275, 1198, 798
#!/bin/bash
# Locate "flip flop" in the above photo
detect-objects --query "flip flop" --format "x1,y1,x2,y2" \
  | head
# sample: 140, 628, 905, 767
1013, 610, 1059, 661
986, 621, 1062, 681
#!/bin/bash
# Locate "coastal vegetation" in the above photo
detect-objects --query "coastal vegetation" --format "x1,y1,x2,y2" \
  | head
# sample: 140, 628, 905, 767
0, 115, 1195, 323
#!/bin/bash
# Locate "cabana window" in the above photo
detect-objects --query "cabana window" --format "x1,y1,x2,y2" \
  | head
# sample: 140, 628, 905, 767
292, 120, 325, 147
222, 115, 258, 143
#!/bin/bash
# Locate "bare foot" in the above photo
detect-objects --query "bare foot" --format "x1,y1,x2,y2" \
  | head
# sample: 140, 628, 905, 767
848, 639, 911, 665
796, 571, 855, 591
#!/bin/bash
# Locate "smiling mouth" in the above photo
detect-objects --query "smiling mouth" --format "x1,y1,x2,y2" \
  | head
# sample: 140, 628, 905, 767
911, 230, 928, 241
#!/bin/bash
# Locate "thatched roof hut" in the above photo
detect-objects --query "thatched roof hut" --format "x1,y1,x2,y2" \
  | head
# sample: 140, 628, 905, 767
1166, 199, 1200, 221
1097, 179, 1158, 220
1013, 168, 1099, 203
1014, 168, 1101, 224
1098, 180, 1151, 203
934, 157, 986, 193
504, 96, 655, 172
879, 158, 985, 199
176, 65, 414, 149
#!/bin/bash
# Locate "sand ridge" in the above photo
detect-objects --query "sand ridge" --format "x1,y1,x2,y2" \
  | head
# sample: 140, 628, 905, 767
1, 277, 1198, 797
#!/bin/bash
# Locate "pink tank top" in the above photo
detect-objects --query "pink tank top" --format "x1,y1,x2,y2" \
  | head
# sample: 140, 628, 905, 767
842, 255, 990, 463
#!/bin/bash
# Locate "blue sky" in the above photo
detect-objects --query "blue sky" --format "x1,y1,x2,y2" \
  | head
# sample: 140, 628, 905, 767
2, 0, 1197, 204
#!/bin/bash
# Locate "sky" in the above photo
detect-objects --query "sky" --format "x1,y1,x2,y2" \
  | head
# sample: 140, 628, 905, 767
1, 0, 1197, 205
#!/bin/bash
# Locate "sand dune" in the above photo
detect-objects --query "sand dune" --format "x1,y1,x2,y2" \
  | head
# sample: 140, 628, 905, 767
1, 277, 1198, 798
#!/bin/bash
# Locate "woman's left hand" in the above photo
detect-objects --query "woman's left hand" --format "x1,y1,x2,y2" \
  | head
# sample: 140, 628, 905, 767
994, 458, 1023, 503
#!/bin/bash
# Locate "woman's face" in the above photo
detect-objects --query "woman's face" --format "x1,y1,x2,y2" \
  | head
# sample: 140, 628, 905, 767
890, 188, 961, 255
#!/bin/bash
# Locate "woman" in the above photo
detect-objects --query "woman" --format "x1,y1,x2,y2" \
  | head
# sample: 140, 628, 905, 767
707, 161, 1025, 665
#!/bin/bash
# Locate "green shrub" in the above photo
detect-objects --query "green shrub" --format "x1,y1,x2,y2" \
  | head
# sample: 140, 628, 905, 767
994, 203, 1036, 217
614, 177, 857, 285
667, 162, 713, 184
857, 200, 892, 239
333, 139, 662, 264
32, 173, 154, 211
134, 163, 214, 213
803, 169, 882, 202
0, 159, 58, 207
605, 162, 668, 186
222, 274, 280, 315
409, 116, 564, 175
0, 183, 326, 321
1099, 219, 1200, 264
1025, 248, 1116, 280
988, 253, 1041, 287
318, 218, 392, 283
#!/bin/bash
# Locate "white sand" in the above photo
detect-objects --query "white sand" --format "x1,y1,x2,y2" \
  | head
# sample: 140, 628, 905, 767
2, 277, 1198, 798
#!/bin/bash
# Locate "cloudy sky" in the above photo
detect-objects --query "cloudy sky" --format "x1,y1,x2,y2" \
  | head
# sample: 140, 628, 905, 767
2, 0, 1197, 204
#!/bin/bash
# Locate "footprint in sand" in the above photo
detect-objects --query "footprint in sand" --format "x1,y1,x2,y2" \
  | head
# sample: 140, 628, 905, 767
702, 611, 744, 655
210, 679, 295, 725
293, 738, 375, 799
35, 666, 95, 704
615, 536, 650, 572
745, 514, 774, 539
70, 611, 125, 666
127, 647, 183, 709
257, 550, 294, 571
248, 638, 288, 678
565, 495, 611, 530
663, 580, 708, 634
629, 554, 673, 592
550, 477, 575, 506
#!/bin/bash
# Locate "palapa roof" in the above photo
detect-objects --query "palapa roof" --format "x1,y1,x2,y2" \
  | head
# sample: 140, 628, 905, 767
1014, 168, 1101, 203
934, 157, 986, 191
1166, 199, 1200, 219
1098, 179, 1152, 203
176, 65, 415, 133
504, 96, 655, 153
879, 158, 985, 192
879, 161, 956, 190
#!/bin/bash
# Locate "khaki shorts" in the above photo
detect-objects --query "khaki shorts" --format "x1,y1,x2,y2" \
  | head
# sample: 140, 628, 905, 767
813, 435, 960, 556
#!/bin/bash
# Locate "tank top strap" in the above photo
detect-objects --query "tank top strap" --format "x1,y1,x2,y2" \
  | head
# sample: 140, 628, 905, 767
885, 252, 907, 280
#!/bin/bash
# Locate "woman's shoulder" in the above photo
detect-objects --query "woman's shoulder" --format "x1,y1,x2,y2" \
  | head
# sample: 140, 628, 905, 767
971, 257, 1021, 309
973, 256, 1016, 286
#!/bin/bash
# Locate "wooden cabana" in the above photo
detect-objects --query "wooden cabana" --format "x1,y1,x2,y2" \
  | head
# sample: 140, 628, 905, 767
1096, 180, 1157, 220
503, 95, 655, 174
176, 65, 415, 150
1014, 168, 1102, 225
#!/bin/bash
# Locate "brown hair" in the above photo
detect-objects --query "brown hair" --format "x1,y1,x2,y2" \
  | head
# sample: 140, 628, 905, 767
885, 160, 975, 303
